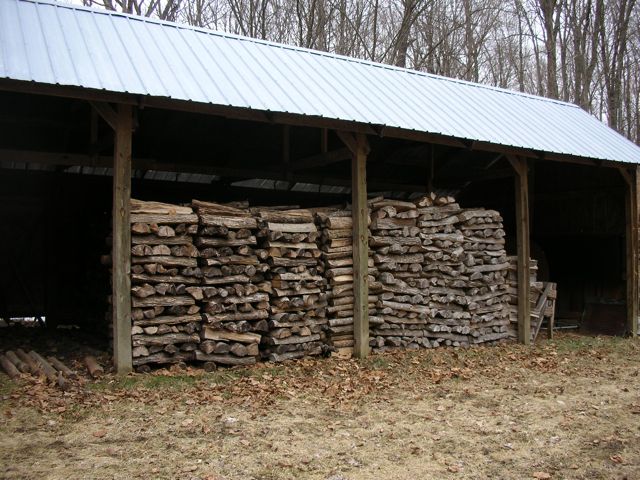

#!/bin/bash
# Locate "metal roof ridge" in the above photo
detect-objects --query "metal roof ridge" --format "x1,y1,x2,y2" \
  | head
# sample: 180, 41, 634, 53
17, 0, 582, 111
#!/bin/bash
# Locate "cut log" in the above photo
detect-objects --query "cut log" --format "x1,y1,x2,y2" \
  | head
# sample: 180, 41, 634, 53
85, 356, 104, 379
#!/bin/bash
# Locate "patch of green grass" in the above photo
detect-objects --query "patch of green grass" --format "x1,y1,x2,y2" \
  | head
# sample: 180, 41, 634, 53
552, 334, 634, 354
142, 375, 197, 389
364, 356, 389, 370
89, 373, 198, 392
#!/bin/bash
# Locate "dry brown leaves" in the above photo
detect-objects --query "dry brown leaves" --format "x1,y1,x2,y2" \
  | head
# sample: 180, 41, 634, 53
2, 333, 634, 417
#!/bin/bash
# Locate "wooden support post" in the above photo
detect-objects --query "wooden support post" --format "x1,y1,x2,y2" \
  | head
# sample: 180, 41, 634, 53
342, 132, 370, 359
508, 156, 531, 345
112, 104, 133, 374
620, 167, 639, 336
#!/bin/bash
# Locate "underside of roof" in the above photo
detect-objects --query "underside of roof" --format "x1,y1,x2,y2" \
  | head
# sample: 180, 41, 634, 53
1, 0, 640, 164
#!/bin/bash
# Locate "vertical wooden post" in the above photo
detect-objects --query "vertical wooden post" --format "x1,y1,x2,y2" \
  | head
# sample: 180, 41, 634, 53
509, 156, 531, 345
351, 133, 370, 358
621, 167, 639, 336
112, 104, 133, 374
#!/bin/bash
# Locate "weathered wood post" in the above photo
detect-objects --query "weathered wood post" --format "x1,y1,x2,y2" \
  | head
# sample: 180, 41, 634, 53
112, 104, 133, 373
338, 131, 370, 359
508, 156, 531, 345
619, 166, 639, 336
352, 134, 370, 358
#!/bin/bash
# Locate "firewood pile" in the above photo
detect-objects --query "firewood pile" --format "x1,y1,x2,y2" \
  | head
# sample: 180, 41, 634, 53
192, 200, 270, 368
99, 194, 558, 371
315, 208, 379, 358
128, 200, 203, 368
369, 194, 511, 350
256, 208, 328, 361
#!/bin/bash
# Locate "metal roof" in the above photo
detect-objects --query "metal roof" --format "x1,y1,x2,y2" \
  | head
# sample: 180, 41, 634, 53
1, 0, 639, 164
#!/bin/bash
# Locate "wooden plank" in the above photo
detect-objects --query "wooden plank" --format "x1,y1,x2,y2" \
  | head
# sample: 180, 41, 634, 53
508, 156, 531, 345
351, 133, 370, 359
112, 103, 133, 374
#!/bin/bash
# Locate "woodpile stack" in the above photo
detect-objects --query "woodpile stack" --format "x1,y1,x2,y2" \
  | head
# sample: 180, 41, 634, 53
456, 204, 511, 343
128, 200, 203, 368
369, 194, 511, 350
192, 200, 270, 367
315, 208, 379, 357
369, 197, 432, 350
256, 208, 328, 361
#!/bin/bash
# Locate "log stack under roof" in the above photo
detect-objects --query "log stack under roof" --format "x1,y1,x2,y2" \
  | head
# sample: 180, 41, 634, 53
101, 194, 555, 370
369, 194, 511, 350
127, 200, 203, 368
192, 200, 270, 368
315, 207, 379, 358
256, 208, 328, 362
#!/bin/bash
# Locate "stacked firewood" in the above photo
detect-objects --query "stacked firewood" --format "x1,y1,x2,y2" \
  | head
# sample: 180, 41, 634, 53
457, 205, 511, 343
315, 208, 379, 357
128, 200, 203, 368
256, 208, 328, 361
369, 194, 511, 350
192, 200, 270, 367
369, 197, 431, 350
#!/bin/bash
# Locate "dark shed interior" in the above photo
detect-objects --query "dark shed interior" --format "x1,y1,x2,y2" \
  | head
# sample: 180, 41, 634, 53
0, 89, 631, 342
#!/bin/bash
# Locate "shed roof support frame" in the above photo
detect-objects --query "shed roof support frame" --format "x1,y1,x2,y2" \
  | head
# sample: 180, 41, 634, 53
342, 131, 370, 359
619, 166, 639, 336
112, 104, 133, 374
508, 155, 531, 345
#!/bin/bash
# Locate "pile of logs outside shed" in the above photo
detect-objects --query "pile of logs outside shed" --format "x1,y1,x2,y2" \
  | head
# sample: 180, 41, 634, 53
0, 349, 105, 385
104, 195, 557, 371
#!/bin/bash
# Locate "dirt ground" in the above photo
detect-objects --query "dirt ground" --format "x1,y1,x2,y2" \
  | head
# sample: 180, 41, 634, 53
1, 334, 640, 480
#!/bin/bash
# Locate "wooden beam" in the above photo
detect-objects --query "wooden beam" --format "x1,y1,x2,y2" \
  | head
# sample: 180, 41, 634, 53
0, 148, 428, 192
351, 133, 370, 359
90, 101, 118, 131
620, 166, 639, 336
508, 155, 531, 345
290, 147, 351, 171
112, 104, 133, 374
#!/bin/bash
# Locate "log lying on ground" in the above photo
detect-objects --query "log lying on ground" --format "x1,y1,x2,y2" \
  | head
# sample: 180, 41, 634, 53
29, 351, 58, 382
85, 356, 104, 379
0, 354, 20, 379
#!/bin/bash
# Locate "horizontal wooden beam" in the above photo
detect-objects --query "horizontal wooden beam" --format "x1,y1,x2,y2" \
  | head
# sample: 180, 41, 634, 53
0, 148, 428, 192
290, 147, 351, 171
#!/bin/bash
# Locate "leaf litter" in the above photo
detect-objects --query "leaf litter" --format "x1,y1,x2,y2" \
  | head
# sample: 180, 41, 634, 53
1, 333, 639, 479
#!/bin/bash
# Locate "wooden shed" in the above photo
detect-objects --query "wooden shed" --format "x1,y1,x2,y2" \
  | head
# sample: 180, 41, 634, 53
1, 0, 639, 373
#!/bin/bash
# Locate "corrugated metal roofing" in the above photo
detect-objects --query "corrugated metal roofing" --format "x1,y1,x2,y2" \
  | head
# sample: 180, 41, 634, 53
1, 0, 639, 164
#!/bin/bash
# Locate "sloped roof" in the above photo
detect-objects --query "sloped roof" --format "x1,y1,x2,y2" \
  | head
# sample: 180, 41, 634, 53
1, 0, 639, 163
